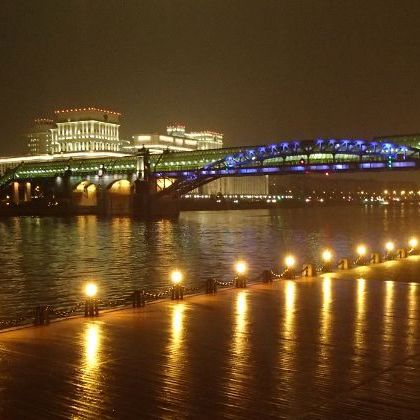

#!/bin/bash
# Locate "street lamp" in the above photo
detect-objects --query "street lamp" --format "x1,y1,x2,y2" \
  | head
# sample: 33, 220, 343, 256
408, 237, 418, 255
355, 244, 368, 265
282, 254, 296, 279
321, 249, 333, 272
84, 282, 99, 317
235, 260, 248, 288
384, 241, 395, 260
171, 270, 184, 300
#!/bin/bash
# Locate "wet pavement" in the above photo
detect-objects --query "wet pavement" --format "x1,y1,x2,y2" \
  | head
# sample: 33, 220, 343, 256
0, 257, 420, 419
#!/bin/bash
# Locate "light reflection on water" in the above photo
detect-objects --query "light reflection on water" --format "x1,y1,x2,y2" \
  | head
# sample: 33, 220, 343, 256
0, 205, 419, 319
226, 291, 249, 404
162, 303, 187, 406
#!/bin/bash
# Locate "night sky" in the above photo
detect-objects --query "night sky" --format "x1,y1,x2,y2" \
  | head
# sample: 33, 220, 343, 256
2, 0, 420, 157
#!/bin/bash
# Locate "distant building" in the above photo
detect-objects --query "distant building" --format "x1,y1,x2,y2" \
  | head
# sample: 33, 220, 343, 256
374, 134, 420, 149
130, 124, 223, 153
27, 118, 54, 156
51, 107, 123, 153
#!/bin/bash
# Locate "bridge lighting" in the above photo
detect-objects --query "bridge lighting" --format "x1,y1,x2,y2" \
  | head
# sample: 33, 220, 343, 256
171, 270, 183, 285
235, 261, 248, 275
385, 241, 395, 252
85, 282, 98, 298
356, 245, 367, 257
284, 255, 296, 268
322, 249, 333, 263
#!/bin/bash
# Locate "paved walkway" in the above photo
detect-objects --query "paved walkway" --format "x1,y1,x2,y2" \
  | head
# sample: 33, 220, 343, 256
1, 257, 420, 419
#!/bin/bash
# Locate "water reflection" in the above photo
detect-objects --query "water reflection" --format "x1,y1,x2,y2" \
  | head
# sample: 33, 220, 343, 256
1, 206, 419, 318
320, 277, 332, 345
279, 280, 296, 395
383, 281, 395, 355
407, 283, 417, 353
163, 303, 186, 404
354, 278, 366, 349
84, 323, 101, 370
284, 281, 296, 340
226, 291, 249, 403
73, 321, 104, 417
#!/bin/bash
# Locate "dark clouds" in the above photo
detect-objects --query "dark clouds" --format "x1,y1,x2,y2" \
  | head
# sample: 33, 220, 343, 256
1, 0, 420, 156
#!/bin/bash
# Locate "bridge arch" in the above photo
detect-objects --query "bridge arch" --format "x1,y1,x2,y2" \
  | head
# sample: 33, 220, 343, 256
106, 179, 132, 215
73, 180, 97, 208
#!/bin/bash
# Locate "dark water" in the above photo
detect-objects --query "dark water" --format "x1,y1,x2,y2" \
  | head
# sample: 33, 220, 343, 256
0, 205, 419, 319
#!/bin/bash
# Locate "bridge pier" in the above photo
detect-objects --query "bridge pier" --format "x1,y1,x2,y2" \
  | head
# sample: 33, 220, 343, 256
133, 179, 180, 218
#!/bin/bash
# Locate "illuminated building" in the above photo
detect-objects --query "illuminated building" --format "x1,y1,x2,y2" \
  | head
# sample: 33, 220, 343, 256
130, 124, 223, 153
51, 107, 124, 153
27, 119, 54, 156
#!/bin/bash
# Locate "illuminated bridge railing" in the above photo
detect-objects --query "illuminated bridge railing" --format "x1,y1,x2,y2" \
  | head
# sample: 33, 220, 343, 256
2, 139, 419, 183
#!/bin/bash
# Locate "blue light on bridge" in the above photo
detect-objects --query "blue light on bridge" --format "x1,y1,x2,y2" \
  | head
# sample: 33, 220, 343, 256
392, 162, 416, 168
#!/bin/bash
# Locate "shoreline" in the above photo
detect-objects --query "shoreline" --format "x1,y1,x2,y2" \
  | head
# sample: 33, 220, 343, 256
2, 254, 418, 336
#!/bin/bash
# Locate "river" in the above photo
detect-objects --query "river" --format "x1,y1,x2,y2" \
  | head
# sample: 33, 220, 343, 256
0, 205, 418, 320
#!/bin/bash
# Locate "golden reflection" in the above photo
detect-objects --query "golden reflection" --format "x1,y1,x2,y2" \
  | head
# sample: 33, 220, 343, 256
320, 277, 332, 344
354, 278, 366, 348
73, 321, 104, 417
407, 283, 417, 353
84, 322, 101, 370
163, 303, 186, 402
284, 281, 296, 339
227, 291, 249, 401
383, 280, 394, 349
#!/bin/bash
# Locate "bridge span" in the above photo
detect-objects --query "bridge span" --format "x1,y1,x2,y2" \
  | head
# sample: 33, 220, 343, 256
0, 138, 419, 217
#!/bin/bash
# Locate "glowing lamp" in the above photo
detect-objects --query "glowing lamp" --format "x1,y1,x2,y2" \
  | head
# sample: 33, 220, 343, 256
235, 261, 247, 275
85, 283, 98, 298
385, 241, 395, 252
171, 270, 183, 285
322, 249, 333, 263
284, 255, 296, 268
409, 237, 418, 249
356, 245, 367, 257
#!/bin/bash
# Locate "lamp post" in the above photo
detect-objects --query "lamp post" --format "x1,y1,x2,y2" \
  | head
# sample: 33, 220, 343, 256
235, 261, 248, 288
355, 244, 368, 265
408, 237, 418, 255
171, 270, 184, 300
384, 241, 396, 260
282, 254, 296, 279
84, 282, 99, 317
321, 249, 333, 273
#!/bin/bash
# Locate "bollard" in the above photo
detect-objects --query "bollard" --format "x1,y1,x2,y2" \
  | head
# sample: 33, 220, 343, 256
205, 278, 217, 294
85, 298, 99, 317
133, 289, 146, 307
34, 305, 50, 326
370, 253, 381, 264
320, 262, 332, 273
302, 264, 316, 277
338, 258, 349, 270
397, 248, 408, 259
354, 256, 368, 266
171, 284, 184, 300
281, 267, 296, 279
235, 275, 247, 288
262, 269, 273, 283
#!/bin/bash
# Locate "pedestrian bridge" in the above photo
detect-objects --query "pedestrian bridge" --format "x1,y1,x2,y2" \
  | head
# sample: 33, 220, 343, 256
0, 138, 419, 217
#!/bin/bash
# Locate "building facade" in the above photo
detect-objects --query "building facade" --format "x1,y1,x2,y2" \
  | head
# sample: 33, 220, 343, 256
27, 119, 55, 156
51, 108, 122, 153
130, 124, 223, 153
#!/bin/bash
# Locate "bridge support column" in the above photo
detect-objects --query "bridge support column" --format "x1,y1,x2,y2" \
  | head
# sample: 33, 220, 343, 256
12, 182, 19, 205
133, 179, 180, 218
24, 182, 31, 202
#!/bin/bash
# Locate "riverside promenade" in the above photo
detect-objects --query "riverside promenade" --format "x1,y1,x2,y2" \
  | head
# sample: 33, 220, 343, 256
1, 257, 420, 419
